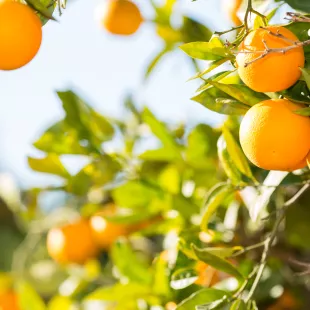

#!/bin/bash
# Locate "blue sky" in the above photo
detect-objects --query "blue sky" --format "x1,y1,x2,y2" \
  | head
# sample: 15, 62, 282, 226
0, 0, 289, 186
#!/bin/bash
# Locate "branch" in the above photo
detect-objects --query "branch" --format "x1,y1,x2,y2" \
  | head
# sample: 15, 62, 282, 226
214, 25, 244, 36
244, 183, 310, 303
234, 28, 310, 67
244, 0, 267, 32
286, 12, 310, 23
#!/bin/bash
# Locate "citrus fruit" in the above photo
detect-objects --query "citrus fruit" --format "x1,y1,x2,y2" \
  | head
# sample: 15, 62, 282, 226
90, 206, 129, 250
240, 99, 310, 171
236, 26, 305, 92
0, 290, 19, 310
100, 0, 143, 35
0, 1, 42, 70
47, 219, 98, 264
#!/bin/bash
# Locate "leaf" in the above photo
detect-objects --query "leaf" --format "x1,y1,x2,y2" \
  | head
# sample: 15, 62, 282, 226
200, 183, 235, 231
300, 68, 310, 90
33, 120, 88, 155
197, 71, 235, 92
171, 268, 198, 290
176, 288, 229, 310
112, 181, 162, 209
142, 108, 182, 157
186, 124, 219, 169
16, 281, 46, 310
25, 0, 56, 21
181, 16, 213, 43
192, 87, 250, 116
48, 296, 74, 310
180, 37, 230, 61
57, 91, 114, 150
217, 135, 244, 184
192, 245, 244, 280
28, 155, 70, 178
145, 46, 171, 79
152, 253, 172, 296
111, 239, 153, 285
139, 147, 180, 162
281, 81, 310, 104
230, 299, 246, 310
189, 58, 232, 81
209, 82, 268, 106
294, 107, 310, 116
198, 246, 243, 259
222, 126, 255, 181
276, 0, 310, 13
285, 22, 310, 53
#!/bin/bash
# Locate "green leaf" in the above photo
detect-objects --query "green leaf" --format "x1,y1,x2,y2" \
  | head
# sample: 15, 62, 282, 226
16, 281, 46, 310
176, 288, 229, 310
145, 46, 171, 79
171, 267, 198, 290
25, 0, 56, 21
192, 87, 250, 116
33, 120, 88, 155
152, 253, 172, 296
112, 181, 162, 209
276, 0, 310, 13
281, 81, 310, 104
230, 299, 246, 310
180, 37, 230, 61
189, 58, 232, 81
286, 22, 310, 53
300, 68, 310, 90
48, 296, 74, 310
57, 90, 114, 150
209, 81, 268, 106
196, 71, 235, 92
181, 16, 213, 43
222, 126, 255, 181
28, 154, 70, 178
139, 147, 180, 162
200, 183, 235, 231
294, 107, 310, 116
111, 239, 153, 285
192, 245, 244, 280
217, 136, 244, 184
142, 107, 182, 157
198, 246, 243, 259
186, 124, 219, 169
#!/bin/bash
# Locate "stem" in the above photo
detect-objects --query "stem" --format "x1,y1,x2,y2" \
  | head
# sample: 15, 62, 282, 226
232, 241, 266, 257
215, 25, 244, 36
244, 184, 310, 302
244, 0, 267, 32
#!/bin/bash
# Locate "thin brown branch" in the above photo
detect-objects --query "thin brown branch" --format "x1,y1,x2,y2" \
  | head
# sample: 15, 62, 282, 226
286, 12, 310, 23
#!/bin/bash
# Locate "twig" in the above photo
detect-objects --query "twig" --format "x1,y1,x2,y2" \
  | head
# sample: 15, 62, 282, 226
244, 0, 267, 32
232, 241, 267, 257
215, 25, 244, 36
244, 184, 310, 303
286, 12, 310, 23
234, 28, 310, 67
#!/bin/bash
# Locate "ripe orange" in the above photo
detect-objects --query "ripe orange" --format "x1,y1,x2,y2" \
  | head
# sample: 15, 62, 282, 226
267, 291, 298, 310
236, 26, 305, 92
0, 291, 19, 310
90, 205, 130, 250
100, 0, 143, 35
240, 99, 310, 171
0, 1, 42, 70
47, 219, 98, 264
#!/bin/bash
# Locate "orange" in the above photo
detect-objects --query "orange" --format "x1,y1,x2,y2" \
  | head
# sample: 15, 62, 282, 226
236, 26, 305, 92
195, 262, 221, 287
240, 99, 310, 171
101, 0, 143, 35
224, 0, 242, 26
0, 291, 19, 310
0, 1, 42, 70
47, 219, 98, 264
90, 204, 130, 250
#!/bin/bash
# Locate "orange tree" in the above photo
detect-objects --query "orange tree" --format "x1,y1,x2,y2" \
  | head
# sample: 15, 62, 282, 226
1, 0, 310, 309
